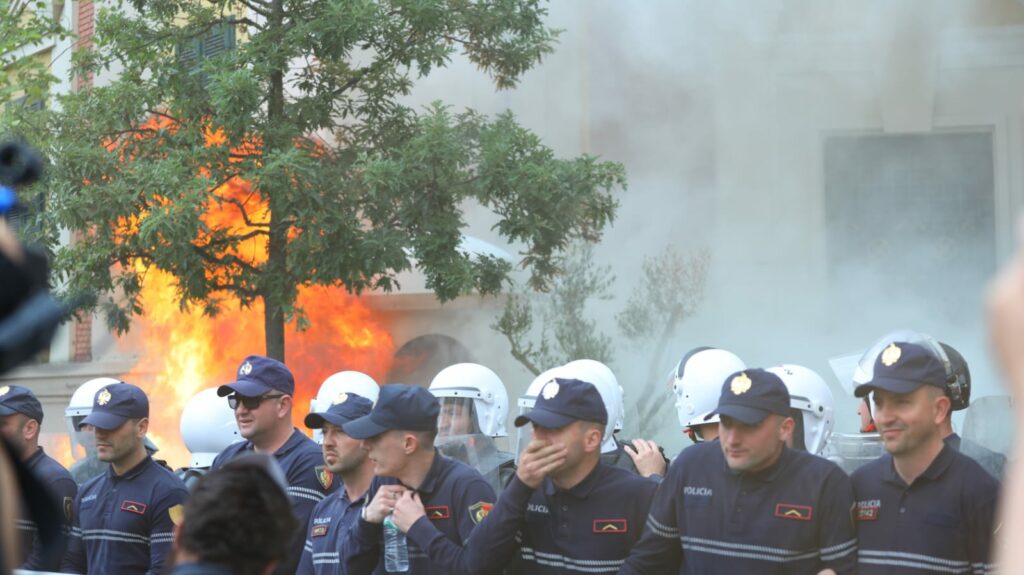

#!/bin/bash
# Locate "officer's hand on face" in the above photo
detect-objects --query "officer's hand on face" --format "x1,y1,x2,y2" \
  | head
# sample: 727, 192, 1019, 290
392, 491, 426, 532
624, 438, 667, 478
516, 438, 567, 489
364, 484, 408, 523
989, 217, 1024, 396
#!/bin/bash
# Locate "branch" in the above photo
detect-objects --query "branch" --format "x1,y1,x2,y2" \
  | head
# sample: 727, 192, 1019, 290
191, 245, 261, 273
219, 195, 270, 229
234, 0, 271, 19
201, 228, 269, 247
209, 280, 259, 298
145, 109, 182, 125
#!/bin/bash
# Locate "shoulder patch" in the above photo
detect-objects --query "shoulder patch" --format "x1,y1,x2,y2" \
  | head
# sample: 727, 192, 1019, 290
312, 524, 329, 537
63, 497, 73, 521
469, 501, 493, 525
774, 503, 812, 521
121, 500, 148, 515
593, 519, 627, 533
168, 504, 184, 526
315, 465, 334, 491
426, 505, 450, 520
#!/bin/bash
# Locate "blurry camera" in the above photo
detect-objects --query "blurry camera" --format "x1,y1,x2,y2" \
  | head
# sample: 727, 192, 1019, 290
0, 139, 65, 375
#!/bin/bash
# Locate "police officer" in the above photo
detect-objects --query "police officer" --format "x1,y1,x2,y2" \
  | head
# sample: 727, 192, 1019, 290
466, 377, 658, 575
429, 363, 515, 493
563, 359, 669, 478
341, 384, 496, 575
178, 387, 241, 490
619, 369, 857, 574
61, 382, 189, 575
670, 347, 746, 444
297, 392, 375, 575
767, 364, 836, 455
850, 336, 1000, 574
0, 384, 76, 571
211, 355, 337, 575
937, 341, 1006, 479
309, 370, 379, 444
65, 377, 167, 484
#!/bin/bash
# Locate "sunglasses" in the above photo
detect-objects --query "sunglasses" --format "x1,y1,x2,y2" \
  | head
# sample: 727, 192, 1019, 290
228, 394, 285, 410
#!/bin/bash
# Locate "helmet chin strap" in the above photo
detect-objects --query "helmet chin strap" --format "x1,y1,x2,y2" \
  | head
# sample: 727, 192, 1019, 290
685, 427, 703, 444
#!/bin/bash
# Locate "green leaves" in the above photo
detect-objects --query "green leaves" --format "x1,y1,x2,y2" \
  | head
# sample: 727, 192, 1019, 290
18, 0, 624, 358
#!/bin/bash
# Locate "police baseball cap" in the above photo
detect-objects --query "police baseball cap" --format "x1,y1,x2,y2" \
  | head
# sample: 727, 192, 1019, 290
217, 355, 295, 398
514, 378, 608, 429
305, 392, 374, 430
342, 384, 440, 440
705, 369, 792, 425
854, 342, 947, 397
0, 385, 44, 422
80, 383, 149, 430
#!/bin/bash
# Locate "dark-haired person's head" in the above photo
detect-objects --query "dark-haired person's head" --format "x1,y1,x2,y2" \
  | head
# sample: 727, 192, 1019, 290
172, 455, 297, 575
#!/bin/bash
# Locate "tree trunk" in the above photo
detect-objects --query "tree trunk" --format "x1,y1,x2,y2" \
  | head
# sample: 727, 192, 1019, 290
264, 294, 286, 361
261, 0, 287, 362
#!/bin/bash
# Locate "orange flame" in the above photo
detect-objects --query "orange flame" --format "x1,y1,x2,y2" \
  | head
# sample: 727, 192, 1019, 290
108, 118, 394, 469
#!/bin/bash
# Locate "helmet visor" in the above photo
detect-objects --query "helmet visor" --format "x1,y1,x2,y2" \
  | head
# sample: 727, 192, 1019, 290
437, 397, 480, 438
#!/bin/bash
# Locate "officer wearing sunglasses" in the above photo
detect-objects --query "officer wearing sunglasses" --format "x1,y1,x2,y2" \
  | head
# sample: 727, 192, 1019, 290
210, 355, 338, 575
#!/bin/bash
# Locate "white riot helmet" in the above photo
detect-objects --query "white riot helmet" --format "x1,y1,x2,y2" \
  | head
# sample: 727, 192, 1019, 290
670, 347, 746, 432
65, 377, 121, 459
429, 363, 509, 438
180, 387, 242, 468
515, 367, 567, 464
563, 359, 625, 432
310, 371, 379, 443
767, 365, 835, 455
560, 360, 620, 454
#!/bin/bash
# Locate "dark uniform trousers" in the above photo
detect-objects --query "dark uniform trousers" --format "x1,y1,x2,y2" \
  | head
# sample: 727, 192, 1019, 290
619, 442, 858, 575
852, 444, 999, 575
342, 451, 496, 575
297, 486, 367, 575
18, 446, 77, 571
61, 455, 189, 575
465, 461, 658, 575
211, 428, 338, 575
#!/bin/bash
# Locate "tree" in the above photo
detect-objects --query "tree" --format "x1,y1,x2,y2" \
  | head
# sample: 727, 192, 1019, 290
492, 242, 614, 376
32, 0, 626, 360
495, 244, 710, 438
0, 0, 66, 106
617, 246, 709, 432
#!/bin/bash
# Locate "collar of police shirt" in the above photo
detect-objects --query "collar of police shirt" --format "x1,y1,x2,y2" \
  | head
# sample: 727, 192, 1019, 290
540, 459, 607, 499
721, 444, 793, 483
360, 448, 446, 520
106, 454, 156, 482
880, 442, 956, 486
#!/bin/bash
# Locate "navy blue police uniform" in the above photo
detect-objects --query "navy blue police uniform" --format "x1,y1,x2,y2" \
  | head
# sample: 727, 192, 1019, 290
851, 342, 1000, 574
466, 377, 659, 575
0, 384, 78, 571
619, 369, 858, 575
297, 392, 375, 575
340, 384, 497, 575
61, 383, 189, 575
211, 355, 339, 575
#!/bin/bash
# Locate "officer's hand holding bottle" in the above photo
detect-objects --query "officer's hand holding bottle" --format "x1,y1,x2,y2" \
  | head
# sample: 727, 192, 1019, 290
516, 438, 567, 488
391, 490, 427, 532
364, 484, 408, 523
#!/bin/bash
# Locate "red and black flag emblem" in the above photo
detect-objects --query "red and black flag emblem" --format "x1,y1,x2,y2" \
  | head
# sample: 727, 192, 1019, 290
315, 465, 334, 491
469, 502, 493, 525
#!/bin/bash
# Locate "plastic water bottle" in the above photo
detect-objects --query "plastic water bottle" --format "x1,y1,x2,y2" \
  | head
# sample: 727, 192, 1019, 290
383, 513, 409, 572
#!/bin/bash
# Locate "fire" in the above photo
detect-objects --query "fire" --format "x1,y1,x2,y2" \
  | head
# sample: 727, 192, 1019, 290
121, 270, 394, 470
106, 118, 394, 469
